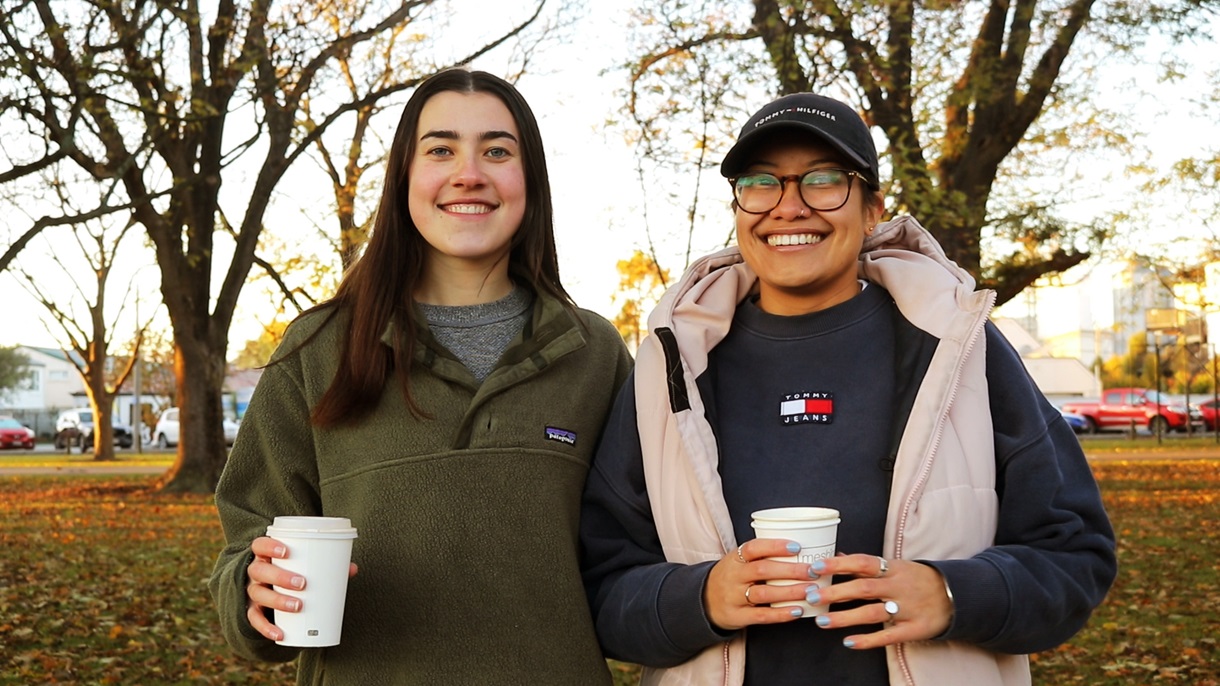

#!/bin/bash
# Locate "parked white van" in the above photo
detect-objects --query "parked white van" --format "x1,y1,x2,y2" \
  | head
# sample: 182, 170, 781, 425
152, 408, 239, 448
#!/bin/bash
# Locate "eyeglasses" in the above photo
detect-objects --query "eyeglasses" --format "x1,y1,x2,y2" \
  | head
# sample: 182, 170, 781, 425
729, 168, 861, 214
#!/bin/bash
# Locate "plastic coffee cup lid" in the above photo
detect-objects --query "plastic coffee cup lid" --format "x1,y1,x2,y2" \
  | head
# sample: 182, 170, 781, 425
267, 516, 357, 538
751, 506, 840, 522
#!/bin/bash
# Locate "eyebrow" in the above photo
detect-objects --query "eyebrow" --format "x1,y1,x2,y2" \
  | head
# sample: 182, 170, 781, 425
420, 129, 519, 143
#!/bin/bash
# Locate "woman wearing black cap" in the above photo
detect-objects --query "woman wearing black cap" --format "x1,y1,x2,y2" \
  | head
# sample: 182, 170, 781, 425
580, 92, 1116, 684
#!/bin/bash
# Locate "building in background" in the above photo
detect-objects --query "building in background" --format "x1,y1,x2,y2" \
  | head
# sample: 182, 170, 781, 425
993, 318, 1100, 404
995, 258, 1215, 374
0, 344, 262, 440
1206, 262, 1220, 355
0, 346, 89, 438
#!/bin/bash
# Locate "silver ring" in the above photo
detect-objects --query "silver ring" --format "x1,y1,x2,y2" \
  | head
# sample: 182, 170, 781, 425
884, 600, 899, 618
736, 544, 747, 564
745, 585, 755, 605
877, 556, 889, 578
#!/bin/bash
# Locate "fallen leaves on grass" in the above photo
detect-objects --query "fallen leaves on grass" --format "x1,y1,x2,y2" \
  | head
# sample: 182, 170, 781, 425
2, 461, 1218, 686
0, 476, 295, 685
1030, 460, 1220, 685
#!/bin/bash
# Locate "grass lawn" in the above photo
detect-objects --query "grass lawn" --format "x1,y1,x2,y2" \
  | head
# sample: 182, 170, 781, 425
0, 450, 174, 469
1, 457, 1217, 685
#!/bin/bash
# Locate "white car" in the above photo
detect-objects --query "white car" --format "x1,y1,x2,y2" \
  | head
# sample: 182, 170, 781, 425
153, 408, 239, 448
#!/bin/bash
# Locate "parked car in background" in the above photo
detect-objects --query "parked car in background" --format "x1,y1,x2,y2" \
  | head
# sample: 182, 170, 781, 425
153, 407, 239, 449
53, 408, 134, 450
1164, 395, 1207, 433
1058, 408, 1088, 435
1060, 388, 1193, 435
1199, 398, 1219, 432
0, 416, 36, 450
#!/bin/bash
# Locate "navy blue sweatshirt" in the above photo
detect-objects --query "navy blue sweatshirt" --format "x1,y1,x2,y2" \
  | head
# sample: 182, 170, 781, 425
580, 286, 1117, 684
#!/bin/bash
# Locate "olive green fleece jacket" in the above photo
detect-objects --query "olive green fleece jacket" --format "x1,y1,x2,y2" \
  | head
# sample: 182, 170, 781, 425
209, 292, 633, 685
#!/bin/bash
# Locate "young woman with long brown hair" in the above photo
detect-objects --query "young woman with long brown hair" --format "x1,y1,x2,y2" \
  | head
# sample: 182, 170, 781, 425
210, 68, 631, 685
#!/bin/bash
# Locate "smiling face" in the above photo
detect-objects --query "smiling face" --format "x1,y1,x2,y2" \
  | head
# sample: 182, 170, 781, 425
408, 90, 526, 301
734, 133, 883, 316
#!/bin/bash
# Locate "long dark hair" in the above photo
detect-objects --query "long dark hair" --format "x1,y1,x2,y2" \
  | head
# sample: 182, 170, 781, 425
310, 68, 574, 426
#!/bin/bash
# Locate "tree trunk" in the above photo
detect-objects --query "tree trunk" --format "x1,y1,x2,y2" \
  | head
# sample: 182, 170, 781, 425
88, 385, 117, 462
157, 336, 229, 493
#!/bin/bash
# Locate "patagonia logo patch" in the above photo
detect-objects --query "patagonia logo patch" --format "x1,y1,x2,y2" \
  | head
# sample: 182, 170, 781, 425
545, 427, 577, 445
780, 392, 834, 425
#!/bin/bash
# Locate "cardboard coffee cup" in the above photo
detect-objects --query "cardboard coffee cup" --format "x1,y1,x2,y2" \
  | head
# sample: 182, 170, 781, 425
265, 516, 358, 647
750, 506, 840, 617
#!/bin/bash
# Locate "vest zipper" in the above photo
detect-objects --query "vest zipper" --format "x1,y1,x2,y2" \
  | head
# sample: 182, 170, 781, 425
721, 641, 730, 685
893, 290, 996, 685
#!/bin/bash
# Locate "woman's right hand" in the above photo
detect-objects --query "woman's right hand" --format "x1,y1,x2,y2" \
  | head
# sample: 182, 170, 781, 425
244, 536, 359, 642
703, 538, 818, 631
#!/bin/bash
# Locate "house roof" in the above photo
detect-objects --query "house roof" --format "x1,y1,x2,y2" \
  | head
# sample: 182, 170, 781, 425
224, 367, 263, 391
1021, 357, 1099, 396
992, 318, 1048, 357
17, 345, 85, 367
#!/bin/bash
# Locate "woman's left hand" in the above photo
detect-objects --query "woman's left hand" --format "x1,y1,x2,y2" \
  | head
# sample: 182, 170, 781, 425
807, 554, 953, 649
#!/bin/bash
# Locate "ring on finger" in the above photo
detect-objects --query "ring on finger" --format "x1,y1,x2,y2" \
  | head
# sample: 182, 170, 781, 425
876, 556, 889, 578
736, 544, 747, 564
745, 585, 755, 605
884, 600, 899, 619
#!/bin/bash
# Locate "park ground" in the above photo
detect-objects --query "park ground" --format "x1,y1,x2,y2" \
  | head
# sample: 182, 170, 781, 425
0, 438, 1217, 684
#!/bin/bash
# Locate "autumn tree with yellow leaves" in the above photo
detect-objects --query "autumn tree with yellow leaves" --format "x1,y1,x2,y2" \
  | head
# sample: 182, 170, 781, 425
613, 250, 671, 350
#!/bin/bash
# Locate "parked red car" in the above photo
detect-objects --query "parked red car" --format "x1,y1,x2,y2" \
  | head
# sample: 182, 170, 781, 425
1200, 398, 1219, 432
0, 416, 36, 450
1060, 388, 1192, 434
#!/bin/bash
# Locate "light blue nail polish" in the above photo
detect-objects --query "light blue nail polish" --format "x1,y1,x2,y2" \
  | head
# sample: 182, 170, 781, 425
805, 588, 821, 604
808, 567, 820, 579
843, 638, 856, 648
790, 607, 803, 617
816, 615, 831, 628
811, 560, 827, 573
786, 542, 801, 554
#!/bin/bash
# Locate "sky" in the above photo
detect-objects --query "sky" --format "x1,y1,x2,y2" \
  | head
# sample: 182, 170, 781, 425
1, 1, 1217, 357
1, 1, 646, 354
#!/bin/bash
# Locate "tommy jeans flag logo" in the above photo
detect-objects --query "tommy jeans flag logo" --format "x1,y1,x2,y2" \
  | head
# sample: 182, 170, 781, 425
779, 392, 834, 425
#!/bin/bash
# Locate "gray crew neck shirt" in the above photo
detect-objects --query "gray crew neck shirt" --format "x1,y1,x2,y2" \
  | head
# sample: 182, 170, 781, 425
417, 286, 534, 384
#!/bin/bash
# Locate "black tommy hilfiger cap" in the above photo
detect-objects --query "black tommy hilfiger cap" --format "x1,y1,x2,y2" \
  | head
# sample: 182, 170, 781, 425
719, 93, 880, 188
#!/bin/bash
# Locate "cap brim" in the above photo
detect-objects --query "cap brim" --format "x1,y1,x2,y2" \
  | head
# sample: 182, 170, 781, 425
719, 122, 871, 178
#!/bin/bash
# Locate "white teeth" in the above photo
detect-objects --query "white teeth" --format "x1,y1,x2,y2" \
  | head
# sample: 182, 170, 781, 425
445, 203, 492, 214
767, 233, 823, 246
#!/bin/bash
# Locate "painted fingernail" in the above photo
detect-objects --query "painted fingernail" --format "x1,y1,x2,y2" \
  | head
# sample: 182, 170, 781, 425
790, 607, 803, 617
808, 567, 820, 579
805, 588, 821, 604
291, 575, 305, 590
786, 542, 801, 554
811, 560, 827, 573
816, 615, 831, 628
843, 638, 856, 648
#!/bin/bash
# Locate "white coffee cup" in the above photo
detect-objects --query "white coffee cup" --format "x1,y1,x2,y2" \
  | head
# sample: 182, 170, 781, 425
265, 516, 358, 647
750, 506, 840, 618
